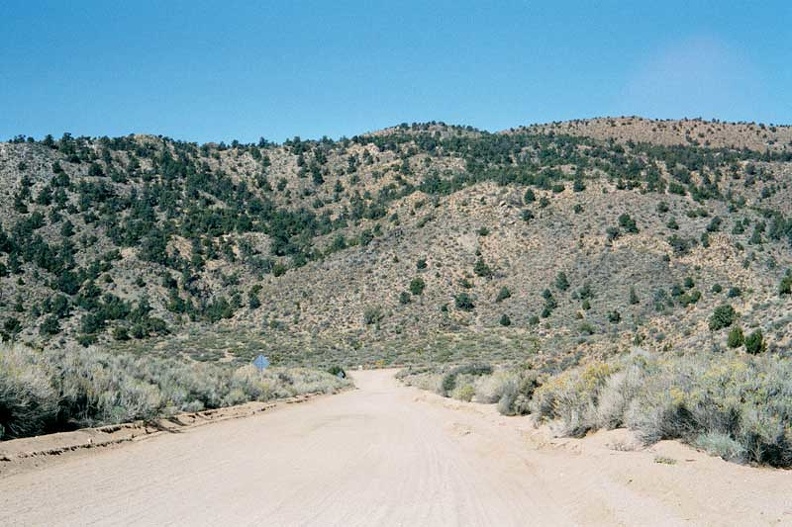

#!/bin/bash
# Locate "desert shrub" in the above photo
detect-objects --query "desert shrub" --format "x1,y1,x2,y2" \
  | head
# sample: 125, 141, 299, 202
533, 350, 792, 466
495, 370, 540, 416
629, 286, 639, 305
779, 271, 792, 296
727, 326, 744, 348
744, 329, 765, 355
440, 364, 492, 396
590, 359, 647, 430
269, 368, 349, 397
363, 305, 384, 325
706, 216, 722, 233
396, 367, 443, 392
709, 304, 737, 330
495, 286, 511, 302
326, 365, 347, 379
472, 370, 514, 404
473, 258, 493, 278
0, 343, 350, 440
409, 276, 426, 295
618, 213, 639, 234
0, 344, 58, 439
454, 293, 475, 311
555, 272, 570, 291
530, 360, 620, 436
667, 234, 696, 256
451, 380, 476, 402
693, 432, 747, 463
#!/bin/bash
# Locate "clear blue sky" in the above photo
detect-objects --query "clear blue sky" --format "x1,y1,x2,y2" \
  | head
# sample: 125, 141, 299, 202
2, 0, 790, 143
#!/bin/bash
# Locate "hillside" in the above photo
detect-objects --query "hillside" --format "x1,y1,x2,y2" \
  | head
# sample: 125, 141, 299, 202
0, 118, 791, 369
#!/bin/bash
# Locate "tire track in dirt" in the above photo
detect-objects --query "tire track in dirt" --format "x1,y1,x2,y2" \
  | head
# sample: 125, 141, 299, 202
1, 369, 790, 526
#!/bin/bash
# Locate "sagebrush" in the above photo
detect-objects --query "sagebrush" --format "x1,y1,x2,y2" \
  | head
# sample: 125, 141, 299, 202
0, 343, 351, 440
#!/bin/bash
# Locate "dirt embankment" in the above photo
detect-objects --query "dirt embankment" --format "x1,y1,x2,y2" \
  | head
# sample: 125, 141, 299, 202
1, 370, 790, 526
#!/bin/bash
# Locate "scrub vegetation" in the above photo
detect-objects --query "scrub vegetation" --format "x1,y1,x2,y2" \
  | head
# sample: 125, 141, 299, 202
0, 342, 350, 440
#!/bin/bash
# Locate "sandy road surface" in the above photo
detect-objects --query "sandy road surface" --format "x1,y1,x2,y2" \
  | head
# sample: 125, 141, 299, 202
1, 369, 791, 526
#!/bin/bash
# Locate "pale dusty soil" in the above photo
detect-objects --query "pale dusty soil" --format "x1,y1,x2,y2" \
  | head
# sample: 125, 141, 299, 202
1, 369, 790, 526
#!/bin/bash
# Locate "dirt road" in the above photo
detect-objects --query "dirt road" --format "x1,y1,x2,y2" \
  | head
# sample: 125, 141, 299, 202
1, 369, 790, 526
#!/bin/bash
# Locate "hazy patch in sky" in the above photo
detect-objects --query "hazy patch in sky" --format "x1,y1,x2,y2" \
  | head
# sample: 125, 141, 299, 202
619, 35, 767, 122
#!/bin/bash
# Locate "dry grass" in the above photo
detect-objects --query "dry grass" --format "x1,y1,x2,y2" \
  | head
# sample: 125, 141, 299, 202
0, 342, 351, 440
531, 349, 792, 467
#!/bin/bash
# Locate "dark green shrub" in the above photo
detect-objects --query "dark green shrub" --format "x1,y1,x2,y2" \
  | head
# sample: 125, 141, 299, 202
113, 326, 130, 341
39, 316, 61, 336
473, 258, 493, 278
668, 234, 695, 256
745, 330, 765, 355
727, 326, 744, 348
709, 304, 737, 330
499, 314, 511, 327
454, 293, 475, 311
495, 286, 511, 303
327, 366, 346, 379
409, 277, 426, 295
618, 213, 639, 233
779, 271, 792, 296
555, 272, 569, 291
629, 287, 639, 305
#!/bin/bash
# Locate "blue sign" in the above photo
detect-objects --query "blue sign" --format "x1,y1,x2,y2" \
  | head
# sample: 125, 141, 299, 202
253, 354, 270, 371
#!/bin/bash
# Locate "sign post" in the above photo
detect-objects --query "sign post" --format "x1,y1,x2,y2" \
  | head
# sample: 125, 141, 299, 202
252, 354, 270, 371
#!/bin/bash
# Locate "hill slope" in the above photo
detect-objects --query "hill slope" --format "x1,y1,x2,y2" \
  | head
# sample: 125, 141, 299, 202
0, 118, 791, 368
